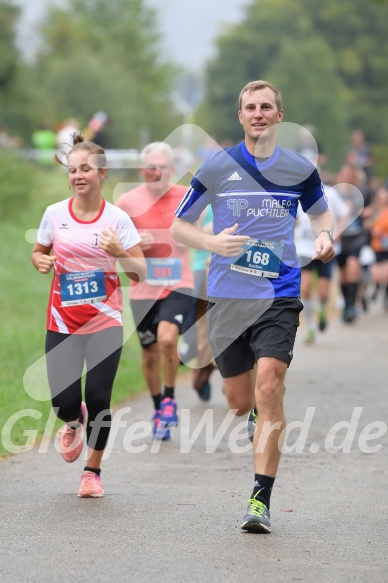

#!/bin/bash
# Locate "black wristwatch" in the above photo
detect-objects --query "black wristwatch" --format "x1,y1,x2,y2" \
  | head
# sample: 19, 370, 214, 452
318, 229, 333, 242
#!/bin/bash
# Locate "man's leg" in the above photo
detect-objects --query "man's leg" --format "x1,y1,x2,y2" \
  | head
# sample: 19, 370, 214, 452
141, 343, 162, 396
317, 275, 331, 331
222, 369, 255, 416
157, 320, 180, 428
141, 343, 171, 439
192, 301, 216, 400
253, 356, 287, 477
157, 320, 180, 388
130, 298, 163, 410
300, 268, 315, 343
343, 254, 361, 322
241, 356, 287, 533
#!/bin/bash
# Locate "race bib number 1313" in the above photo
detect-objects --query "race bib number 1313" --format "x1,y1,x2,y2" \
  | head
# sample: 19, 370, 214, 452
60, 270, 107, 306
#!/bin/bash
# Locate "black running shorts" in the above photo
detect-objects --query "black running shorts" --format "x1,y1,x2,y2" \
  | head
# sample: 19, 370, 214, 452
131, 288, 192, 348
206, 296, 303, 378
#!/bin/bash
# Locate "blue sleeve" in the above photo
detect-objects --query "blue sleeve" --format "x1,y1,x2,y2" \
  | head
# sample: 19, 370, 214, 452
299, 170, 329, 215
175, 157, 215, 223
175, 185, 211, 223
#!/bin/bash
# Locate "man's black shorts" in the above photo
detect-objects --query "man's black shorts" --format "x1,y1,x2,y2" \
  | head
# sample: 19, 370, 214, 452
206, 296, 303, 378
131, 288, 192, 348
337, 247, 363, 268
300, 257, 334, 278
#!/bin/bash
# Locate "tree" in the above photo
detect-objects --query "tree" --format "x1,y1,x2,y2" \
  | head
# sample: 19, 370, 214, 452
269, 36, 348, 167
0, 1, 22, 122
299, 0, 388, 144
196, 0, 388, 170
0, 1, 19, 87
8, 0, 182, 148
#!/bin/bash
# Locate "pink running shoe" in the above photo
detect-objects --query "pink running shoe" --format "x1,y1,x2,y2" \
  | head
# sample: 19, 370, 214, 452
152, 410, 170, 441
160, 398, 178, 427
59, 401, 87, 463
77, 471, 104, 498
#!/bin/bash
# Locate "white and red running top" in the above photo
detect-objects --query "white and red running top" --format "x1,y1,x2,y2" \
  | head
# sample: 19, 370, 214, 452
37, 196, 141, 334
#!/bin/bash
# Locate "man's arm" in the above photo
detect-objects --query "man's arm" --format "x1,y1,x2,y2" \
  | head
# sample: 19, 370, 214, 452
171, 217, 250, 257
307, 209, 335, 263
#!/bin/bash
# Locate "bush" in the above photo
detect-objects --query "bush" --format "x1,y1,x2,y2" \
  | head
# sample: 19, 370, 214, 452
0, 149, 36, 218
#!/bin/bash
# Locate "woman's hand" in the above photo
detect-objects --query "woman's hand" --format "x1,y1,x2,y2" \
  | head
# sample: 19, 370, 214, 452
37, 254, 56, 274
98, 227, 124, 257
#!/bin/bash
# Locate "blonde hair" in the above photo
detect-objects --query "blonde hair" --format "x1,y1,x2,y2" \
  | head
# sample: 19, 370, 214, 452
238, 80, 282, 111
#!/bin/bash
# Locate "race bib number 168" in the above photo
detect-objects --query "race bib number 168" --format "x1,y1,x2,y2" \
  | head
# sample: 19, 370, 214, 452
231, 239, 284, 278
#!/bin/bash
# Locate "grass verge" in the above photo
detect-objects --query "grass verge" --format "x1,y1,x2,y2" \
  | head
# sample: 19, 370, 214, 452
0, 164, 191, 457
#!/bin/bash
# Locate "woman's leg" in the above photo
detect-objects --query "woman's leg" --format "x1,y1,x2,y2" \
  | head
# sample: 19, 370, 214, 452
45, 331, 87, 464
84, 327, 123, 466
45, 330, 85, 422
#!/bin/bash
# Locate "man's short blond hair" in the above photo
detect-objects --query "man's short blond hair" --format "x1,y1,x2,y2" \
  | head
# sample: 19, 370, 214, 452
238, 80, 282, 111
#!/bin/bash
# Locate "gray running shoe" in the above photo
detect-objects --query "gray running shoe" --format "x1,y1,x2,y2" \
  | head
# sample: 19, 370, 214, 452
241, 493, 271, 533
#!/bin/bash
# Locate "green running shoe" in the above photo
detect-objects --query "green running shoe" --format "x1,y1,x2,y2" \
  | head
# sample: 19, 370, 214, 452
247, 408, 258, 443
241, 493, 271, 533
318, 308, 327, 332
304, 329, 315, 345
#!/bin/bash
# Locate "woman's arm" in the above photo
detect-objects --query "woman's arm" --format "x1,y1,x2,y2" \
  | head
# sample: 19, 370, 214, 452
98, 228, 147, 282
32, 242, 56, 274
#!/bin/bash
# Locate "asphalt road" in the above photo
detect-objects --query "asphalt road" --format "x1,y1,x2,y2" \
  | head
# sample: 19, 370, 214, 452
1, 304, 387, 582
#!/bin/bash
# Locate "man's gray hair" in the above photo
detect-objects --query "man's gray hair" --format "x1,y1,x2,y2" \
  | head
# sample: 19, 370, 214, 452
140, 141, 174, 164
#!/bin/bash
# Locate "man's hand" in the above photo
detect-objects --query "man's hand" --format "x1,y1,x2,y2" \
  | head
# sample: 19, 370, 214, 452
312, 232, 335, 263
211, 223, 250, 257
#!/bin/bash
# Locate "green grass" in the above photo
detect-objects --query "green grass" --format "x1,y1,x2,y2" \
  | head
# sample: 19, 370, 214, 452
0, 164, 179, 457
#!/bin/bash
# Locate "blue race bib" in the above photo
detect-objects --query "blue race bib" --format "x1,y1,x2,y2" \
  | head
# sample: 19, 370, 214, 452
231, 239, 284, 278
60, 270, 107, 306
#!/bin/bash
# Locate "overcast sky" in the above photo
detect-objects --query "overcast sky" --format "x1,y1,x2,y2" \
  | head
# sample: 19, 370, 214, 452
145, 0, 250, 69
12, 0, 250, 71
